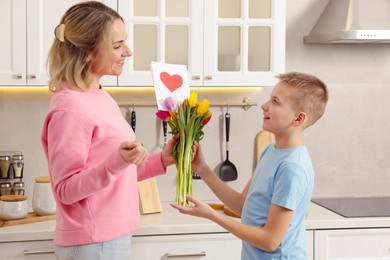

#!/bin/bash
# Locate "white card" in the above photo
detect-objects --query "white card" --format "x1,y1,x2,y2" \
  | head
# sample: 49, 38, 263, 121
151, 61, 190, 111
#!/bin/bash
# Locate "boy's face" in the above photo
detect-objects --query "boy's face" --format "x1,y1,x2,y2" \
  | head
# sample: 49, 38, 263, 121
261, 82, 298, 134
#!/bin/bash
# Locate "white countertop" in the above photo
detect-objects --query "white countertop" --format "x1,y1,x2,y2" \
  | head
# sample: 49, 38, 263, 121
2, 202, 390, 243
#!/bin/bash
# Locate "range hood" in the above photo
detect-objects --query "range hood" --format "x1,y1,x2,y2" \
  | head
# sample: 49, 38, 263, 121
304, 0, 390, 44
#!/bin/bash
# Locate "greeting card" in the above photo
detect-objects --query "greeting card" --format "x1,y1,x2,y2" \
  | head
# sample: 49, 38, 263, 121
151, 61, 190, 110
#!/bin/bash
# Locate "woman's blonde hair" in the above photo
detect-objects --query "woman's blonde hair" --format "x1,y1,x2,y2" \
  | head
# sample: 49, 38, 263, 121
276, 72, 329, 127
47, 1, 123, 91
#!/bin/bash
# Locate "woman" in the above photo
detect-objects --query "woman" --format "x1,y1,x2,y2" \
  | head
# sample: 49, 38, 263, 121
41, 2, 175, 259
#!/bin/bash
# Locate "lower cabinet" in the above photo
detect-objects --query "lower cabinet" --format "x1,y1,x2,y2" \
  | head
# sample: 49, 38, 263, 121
306, 230, 314, 260
131, 233, 241, 259
0, 240, 56, 260
314, 228, 390, 259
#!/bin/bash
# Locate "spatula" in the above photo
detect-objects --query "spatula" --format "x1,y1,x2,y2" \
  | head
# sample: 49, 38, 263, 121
219, 112, 238, 181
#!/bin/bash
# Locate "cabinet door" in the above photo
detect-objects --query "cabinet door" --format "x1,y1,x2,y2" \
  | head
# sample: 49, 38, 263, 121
0, 240, 55, 260
118, 0, 203, 86
314, 228, 390, 260
0, 0, 26, 85
203, 0, 286, 87
131, 233, 241, 259
26, 0, 118, 86
306, 230, 314, 260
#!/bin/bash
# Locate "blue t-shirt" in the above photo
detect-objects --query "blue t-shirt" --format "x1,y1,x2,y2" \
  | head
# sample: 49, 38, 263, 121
241, 143, 314, 259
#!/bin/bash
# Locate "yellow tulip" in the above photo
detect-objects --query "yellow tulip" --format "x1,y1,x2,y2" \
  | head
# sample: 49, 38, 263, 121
197, 99, 209, 115
188, 92, 198, 108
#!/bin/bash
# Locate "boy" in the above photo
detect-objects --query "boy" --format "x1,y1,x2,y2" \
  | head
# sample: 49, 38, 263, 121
171, 72, 328, 259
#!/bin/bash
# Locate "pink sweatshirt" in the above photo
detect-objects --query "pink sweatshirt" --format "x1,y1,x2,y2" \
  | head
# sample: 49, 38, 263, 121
41, 84, 166, 246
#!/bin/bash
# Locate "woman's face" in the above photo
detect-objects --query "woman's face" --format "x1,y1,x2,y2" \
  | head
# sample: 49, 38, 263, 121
90, 19, 132, 78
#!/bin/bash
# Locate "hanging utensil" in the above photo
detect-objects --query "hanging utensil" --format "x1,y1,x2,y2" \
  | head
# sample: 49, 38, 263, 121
162, 121, 168, 148
219, 112, 238, 181
131, 109, 136, 132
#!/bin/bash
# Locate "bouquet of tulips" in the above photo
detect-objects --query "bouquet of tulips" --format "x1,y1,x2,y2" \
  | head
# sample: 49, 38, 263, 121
156, 92, 212, 206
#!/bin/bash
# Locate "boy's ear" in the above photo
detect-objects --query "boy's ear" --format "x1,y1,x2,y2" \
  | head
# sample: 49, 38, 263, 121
293, 112, 307, 127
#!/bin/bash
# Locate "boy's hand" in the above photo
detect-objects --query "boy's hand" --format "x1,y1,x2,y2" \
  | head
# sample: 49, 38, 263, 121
171, 195, 216, 220
119, 140, 149, 165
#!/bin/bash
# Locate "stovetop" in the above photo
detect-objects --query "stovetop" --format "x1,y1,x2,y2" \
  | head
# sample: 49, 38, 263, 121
311, 197, 390, 218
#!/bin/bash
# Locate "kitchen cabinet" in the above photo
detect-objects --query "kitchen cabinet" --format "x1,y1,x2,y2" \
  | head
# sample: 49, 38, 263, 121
306, 230, 314, 260
314, 228, 390, 259
131, 233, 241, 259
0, 239, 55, 260
0, 0, 117, 86
118, 0, 286, 87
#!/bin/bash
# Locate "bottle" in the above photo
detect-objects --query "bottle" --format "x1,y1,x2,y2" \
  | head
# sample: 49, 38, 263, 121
0, 182, 12, 196
12, 154, 24, 179
12, 182, 25, 195
0, 155, 11, 179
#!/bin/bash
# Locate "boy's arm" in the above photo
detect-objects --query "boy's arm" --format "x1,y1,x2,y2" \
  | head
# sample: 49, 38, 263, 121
198, 165, 252, 216
173, 196, 293, 253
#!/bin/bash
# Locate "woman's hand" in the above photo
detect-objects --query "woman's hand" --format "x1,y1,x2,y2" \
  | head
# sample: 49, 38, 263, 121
161, 134, 179, 168
119, 140, 149, 165
170, 195, 216, 220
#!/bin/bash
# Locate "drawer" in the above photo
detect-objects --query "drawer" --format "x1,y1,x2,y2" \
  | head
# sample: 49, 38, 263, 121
131, 233, 241, 259
0, 240, 55, 260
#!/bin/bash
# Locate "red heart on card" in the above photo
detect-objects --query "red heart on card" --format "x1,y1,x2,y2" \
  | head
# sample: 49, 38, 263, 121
160, 72, 183, 93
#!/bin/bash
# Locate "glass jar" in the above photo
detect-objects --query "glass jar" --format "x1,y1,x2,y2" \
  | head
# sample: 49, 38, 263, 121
0, 182, 12, 196
0, 155, 11, 179
12, 182, 25, 195
12, 154, 24, 179
33, 176, 56, 215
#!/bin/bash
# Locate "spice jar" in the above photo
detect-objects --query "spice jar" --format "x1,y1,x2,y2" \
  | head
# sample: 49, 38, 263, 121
12, 182, 25, 195
0, 182, 12, 196
0, 155, 11, 179
12, 154, 24, 179
33, 176, 56, 216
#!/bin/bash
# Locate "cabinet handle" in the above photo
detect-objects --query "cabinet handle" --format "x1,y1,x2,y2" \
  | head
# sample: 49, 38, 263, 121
165, 251, 206, 258
28, 74, 37, 79
15, 74, 23, 79
23, 250, 55, 255
205, 75, 213, 80
192, 75, 201, 80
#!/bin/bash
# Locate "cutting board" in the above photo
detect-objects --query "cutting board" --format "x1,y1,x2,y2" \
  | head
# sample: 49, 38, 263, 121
0, 212, 55, 227
255, 130, 275, 162
138, 178, 162, 214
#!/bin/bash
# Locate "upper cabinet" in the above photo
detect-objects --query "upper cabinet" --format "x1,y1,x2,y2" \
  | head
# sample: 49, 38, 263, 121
0, 0, 117, 86
0, 0, 285, 87
119, 0, 286, 87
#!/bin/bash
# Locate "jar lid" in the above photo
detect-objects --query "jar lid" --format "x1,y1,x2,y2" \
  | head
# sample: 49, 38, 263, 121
0, 182, 11, 188
35, 176, 51, 183
12, 154, 23, 161
0, 195, 27, 202
0, 155, 11, 161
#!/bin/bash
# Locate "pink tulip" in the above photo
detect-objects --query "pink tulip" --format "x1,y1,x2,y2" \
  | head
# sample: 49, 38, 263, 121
156, 110, 170, 121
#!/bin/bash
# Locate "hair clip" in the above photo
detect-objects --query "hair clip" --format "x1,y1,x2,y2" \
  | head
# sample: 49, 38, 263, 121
55, 24, 66, 42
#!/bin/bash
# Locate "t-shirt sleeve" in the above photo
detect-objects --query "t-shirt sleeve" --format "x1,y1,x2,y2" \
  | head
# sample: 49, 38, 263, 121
271, 163, 308, 211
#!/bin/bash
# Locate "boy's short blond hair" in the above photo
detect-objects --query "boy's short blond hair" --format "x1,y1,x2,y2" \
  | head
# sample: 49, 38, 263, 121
276, 72, 328, 128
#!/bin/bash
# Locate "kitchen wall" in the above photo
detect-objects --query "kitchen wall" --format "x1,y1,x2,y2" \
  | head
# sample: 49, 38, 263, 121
1, 0, 390, 205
